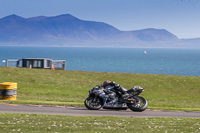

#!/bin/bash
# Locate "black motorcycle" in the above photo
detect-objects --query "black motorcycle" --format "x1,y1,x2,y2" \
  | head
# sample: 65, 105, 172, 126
84, 85, 148, 112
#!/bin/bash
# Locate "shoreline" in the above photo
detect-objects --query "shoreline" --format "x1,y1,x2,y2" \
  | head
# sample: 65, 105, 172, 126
0, 44, 199, 49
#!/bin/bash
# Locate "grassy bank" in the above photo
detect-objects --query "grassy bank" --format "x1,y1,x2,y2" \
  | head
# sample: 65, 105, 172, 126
0, 67, 200, 111
0, 113, 199, 133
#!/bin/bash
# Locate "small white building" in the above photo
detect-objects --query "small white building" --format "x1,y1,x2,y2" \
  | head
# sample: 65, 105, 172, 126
6, 58, 65, 70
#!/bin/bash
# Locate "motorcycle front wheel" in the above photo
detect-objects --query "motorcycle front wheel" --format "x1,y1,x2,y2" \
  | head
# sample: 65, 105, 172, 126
127, 96, 148, 112
84, 96, 103, 110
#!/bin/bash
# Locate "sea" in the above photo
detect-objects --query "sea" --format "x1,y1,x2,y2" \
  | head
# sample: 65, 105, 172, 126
0, 46, 200, 76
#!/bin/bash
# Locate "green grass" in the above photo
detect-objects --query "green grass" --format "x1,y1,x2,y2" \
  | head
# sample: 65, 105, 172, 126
0, 67, 200, 111
0, 113, 199, 133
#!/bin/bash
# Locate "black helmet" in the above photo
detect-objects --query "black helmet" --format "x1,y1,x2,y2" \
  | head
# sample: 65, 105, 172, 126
102, 80, 111, 88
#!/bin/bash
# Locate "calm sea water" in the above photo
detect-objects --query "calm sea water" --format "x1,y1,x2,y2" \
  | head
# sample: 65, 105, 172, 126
0, 46, 200, 76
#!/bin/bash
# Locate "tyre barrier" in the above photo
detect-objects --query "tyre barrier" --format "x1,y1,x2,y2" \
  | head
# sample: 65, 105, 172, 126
0, 82, 17, 100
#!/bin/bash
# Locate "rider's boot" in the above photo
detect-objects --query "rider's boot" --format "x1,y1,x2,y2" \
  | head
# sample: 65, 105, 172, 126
121, 92, 129, 99
118, 87, 129, 99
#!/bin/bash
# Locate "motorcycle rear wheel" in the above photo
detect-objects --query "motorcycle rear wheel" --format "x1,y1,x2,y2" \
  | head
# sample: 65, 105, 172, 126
84, 96, 103, 110
127, 96, 148, 112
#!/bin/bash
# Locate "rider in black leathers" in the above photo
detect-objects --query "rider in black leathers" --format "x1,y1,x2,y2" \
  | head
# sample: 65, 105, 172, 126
102, 80, 129, 99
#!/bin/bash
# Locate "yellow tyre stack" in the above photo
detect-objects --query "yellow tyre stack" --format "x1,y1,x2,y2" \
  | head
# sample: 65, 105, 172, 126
0, 82, 17, 100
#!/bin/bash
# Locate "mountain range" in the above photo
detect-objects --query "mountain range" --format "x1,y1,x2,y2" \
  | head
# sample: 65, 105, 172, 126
0, 14, 199, 48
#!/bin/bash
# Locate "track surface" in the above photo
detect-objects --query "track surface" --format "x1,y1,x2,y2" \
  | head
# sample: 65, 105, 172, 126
0, 103, 199, 118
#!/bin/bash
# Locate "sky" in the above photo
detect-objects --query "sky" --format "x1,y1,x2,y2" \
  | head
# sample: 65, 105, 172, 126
0, 0, 200, 39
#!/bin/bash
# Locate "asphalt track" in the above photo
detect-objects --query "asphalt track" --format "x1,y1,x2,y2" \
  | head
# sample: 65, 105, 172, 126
0, 103, 199, 118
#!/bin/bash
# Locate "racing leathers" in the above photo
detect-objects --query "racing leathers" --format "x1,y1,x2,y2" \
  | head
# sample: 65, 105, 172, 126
102, 80, 129, 99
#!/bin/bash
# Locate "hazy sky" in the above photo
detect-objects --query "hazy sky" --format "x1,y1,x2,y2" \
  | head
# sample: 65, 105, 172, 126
0, 0, 200, 39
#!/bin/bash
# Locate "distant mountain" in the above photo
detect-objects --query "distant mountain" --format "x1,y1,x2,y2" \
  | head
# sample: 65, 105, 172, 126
0, 14, 199, 48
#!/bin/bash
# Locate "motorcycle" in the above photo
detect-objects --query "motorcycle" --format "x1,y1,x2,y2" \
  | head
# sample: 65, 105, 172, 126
84, 84, 148, 112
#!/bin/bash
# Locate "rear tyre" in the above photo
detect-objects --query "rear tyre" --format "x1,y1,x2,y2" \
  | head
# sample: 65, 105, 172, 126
84, 97, 103, 110
127, 96, 148, 112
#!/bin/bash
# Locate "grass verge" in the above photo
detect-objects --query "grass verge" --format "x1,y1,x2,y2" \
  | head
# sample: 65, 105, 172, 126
0, 67, 200, 111
0, 113, 199, 133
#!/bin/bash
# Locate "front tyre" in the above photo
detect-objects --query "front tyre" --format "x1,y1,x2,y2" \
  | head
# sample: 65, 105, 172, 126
127, 96, 148, 112
84, 96, 103, 110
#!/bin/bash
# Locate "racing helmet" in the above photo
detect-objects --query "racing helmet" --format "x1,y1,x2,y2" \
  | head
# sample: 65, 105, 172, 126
102, 80, 111, 88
